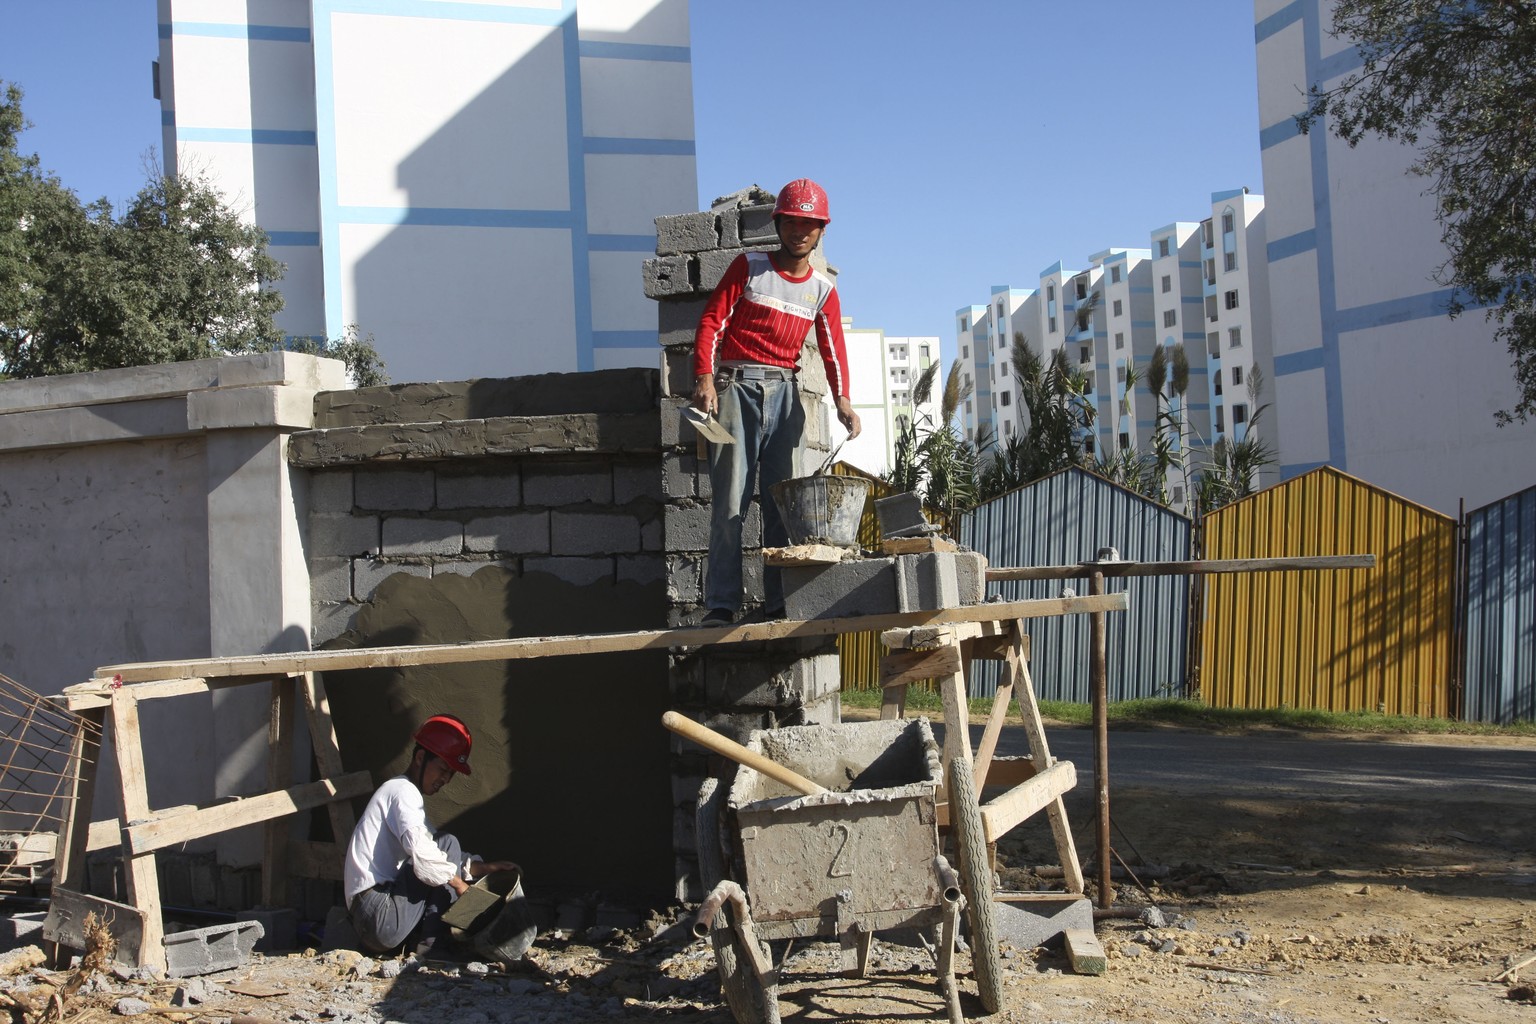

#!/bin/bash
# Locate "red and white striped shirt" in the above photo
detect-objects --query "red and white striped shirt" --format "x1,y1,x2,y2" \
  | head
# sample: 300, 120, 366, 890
692, 252, 851, 400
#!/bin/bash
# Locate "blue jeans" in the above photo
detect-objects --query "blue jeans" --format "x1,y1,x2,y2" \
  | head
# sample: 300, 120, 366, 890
706, 372, 804, 613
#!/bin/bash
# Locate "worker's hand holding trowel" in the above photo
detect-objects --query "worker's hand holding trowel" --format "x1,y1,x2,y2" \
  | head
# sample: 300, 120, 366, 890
684, 373, 735, 444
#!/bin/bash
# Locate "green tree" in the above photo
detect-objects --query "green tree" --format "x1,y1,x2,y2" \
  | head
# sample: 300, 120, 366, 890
1189, 366, 1277, 516
1, 83, 384, 385
887, 358, 982, 523
1298, 1, 1536, 423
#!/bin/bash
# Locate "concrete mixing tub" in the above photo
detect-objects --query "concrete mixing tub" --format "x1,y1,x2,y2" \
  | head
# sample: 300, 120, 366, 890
725, 718, 944, 938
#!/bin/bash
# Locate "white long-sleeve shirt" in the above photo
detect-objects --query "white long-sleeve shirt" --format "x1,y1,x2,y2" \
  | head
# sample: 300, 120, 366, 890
343, 776, 473, 902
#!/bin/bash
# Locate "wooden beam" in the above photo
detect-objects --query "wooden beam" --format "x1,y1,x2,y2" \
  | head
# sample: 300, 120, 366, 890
974, 623, 1025, 792
1011, 658, 1084, 894
301, 672, 358, 849
981, 756, 1037, 788
64, 676, 242, 710
979, 761, 1078, 845
85, 593, 1129, 684
880, 536, 957, 555
110, 693, 165, 972
879, 645, 962, 691
262, 677, 295, 907
1064, 928, 1107, 975
987, 553, 1376, 582
54, 707, 104, 891
123, 772, 373, 856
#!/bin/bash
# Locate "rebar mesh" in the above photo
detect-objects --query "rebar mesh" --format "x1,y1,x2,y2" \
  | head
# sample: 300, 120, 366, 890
0, 672, 100, 889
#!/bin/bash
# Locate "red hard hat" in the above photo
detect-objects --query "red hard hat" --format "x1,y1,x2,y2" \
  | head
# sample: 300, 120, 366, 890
773, 178, 830, 224
415, 714, 473, 775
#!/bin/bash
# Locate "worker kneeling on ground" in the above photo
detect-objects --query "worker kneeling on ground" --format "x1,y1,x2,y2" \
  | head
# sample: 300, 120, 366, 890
343, 714, 517, 955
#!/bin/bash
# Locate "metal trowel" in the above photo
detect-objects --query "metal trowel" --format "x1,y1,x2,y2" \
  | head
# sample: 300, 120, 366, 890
681, 405, 735, 445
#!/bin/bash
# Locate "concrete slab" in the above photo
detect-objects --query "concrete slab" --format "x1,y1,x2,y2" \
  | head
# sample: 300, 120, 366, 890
162, 919, 264, 978
994, 894, 1093, 950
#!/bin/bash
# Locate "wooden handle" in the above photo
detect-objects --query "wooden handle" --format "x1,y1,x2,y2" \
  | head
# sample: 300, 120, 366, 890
661, 711, 826, 796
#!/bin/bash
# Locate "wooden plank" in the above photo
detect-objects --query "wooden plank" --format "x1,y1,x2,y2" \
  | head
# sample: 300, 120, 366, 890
937, 650, 972, 804
987, 553, 1376, 582
879, 645, 962, 691
88, 593, 1129, 684
109, 692, 165, 971
979, 761, 1078, 844
55, 707, 104, 891
286, 839, 344, 881
878, 685, 906, 721
984, 756, 1038, 788
262, 677, 295, 907
880, 536, 957, 555
43, 888, 145, 968
301, 672, 358, 847
973, 621, 1024, 790
123, 772, 373, 856
1012, 658, 1084, 894
762, 544, 853, 566
63, 676, 237, 709
1064, 928, 1107, 975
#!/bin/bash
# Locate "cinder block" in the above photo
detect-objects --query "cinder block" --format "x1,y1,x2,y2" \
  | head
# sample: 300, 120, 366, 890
614, 462, 663, 504
311, 603, 358, 646
955, 551, 988, 604
654, 211, 718, 255
354, 469, 435, 511
782, 558, 898, 621
796, 693, 842, 727
352, 559, 431, 600
308, 470, 354, 515
640, 517, 663, 552
993, 896, 1094, 950
659, 298, 708, 351
790, 649, 842, 705
381, 516, 463, 557
718, 204, 777, 249
437, 469, 521, 509
697, 248, 756, 293
641, 254, 697, 298
523, 556, 614, 587
662, 345, 700, 398
665, 552, 704, 604
465, 511, 550, 555
0, 912, 46, 953
308, 556, 352, 605
235, 907, 297, 953
432, 558, 514, 578
163, 920, 264, 978
663, 502, 712, 553
309, 513, 379, 558
617, 554, 665, 587
523, 463, 613, 506
552, 510, 641, 555
896, 552, 959, 612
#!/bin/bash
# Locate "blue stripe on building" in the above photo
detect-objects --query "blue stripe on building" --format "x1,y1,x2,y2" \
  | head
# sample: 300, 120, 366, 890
578, 41, 689, 62
583, 137, 695, 156
1267, 228, 1317, 262
166, 22, 312, 42
176, 127, 317, 146
267, 231, 321, 247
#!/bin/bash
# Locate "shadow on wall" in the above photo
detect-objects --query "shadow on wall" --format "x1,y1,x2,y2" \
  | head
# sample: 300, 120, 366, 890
318, 566, 674, 899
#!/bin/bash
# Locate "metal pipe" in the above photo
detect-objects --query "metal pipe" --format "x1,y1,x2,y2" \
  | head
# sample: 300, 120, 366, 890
933, 855, 961, 904
692, 879, 742, 938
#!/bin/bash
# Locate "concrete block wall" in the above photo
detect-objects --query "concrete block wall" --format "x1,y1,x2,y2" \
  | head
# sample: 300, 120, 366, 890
644, 187, 844, 899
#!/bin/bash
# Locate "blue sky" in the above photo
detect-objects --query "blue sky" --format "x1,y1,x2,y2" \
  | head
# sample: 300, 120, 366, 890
2, 1, 1266, 372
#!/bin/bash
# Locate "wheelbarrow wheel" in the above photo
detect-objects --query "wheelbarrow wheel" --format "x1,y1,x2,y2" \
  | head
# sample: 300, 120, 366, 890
696, 777, 780, 1024
949, 755, 1005, 1014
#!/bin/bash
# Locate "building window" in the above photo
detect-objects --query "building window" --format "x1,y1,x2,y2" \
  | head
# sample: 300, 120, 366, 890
1083, 376, 1093, 395
1112, 299, 1123, 317
962, 344, 969, 358
1163, 309, 1177, 328
1110, 265, 1122, 284
1049, 316, 1058, 333
1233, 365, 1244, 386
1202, 219, 1214, 247
1083, 436, 1095, 456
891, 391, 902, 405
1229, 327, 1242, 348
1158, 238, 1170, 258
964, 372, 971, 385
1075, 279, 1088, 300
1206, 296, 1218, 321
1119, 431, 1131, 449
1205, 258, 1216, 285
1047, 284, 1055, 301
998, 332, 1007, 349
1225, 290, 1240, 310
1172, 485, 1184, 505
1233, 403, 1248, 425
965, 399, 972, 415
1003, 419, 1013, 436
1215, 406, 1225, 431
999, 361, 1009, 377
1116, 364, 1127, 383
1224, 251, 1237, 272
920, 344, 930, 358
1208, 331, 1220, 357
1080, 345, 1091, 365
996, 302, 1004, 316
999, 392, 1011, 407
960, 317, 968, 330
1215, 375, 1224, 396
1115, 332, 1125, 350
1222, 211, 1235, 234
1161, 274, 1171, 293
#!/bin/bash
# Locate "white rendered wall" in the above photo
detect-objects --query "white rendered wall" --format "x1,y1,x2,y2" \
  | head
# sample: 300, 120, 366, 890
162, 0, 697, 384
1255, 0, 1536, 513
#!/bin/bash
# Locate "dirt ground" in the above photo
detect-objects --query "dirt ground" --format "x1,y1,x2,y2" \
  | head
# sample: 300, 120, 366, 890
10, 723, 1535, 1024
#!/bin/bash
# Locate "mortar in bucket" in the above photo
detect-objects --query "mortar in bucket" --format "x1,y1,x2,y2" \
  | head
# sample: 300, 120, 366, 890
769, 473, 870, 548
441, 868, 537, 963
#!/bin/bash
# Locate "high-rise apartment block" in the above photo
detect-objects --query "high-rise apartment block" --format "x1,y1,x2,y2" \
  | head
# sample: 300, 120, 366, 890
154, 0, 697, 385
841, 321, 940, 476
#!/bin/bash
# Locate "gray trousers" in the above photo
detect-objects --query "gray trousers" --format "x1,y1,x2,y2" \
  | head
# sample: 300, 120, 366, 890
348, 832, 463, 953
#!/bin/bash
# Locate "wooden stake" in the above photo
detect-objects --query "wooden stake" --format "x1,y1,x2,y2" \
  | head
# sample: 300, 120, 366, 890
109, 692, 165, 972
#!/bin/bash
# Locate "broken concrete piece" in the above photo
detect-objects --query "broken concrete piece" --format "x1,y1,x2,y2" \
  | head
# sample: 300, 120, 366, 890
162, 919, 264, 978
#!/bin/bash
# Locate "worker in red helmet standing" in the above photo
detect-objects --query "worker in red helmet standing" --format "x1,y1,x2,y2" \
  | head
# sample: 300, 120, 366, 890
691, 178, 861, 625
343, 714, 518, 956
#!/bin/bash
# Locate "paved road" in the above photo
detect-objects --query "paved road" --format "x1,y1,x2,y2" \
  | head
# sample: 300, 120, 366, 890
939, 721, 1536, 800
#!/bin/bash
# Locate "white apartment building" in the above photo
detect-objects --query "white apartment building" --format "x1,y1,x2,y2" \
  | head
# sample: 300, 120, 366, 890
155, 0, 697, 385
840, 320, 940, 476
1254, 0, 1536, 513
955, 304, 989, 442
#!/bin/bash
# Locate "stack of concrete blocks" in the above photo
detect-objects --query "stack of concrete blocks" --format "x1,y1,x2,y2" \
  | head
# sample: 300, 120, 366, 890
643, 187, 844, 900
781, 550, 991, 621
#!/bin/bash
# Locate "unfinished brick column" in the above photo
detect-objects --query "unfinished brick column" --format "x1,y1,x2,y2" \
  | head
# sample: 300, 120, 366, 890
644, 186, 843, 899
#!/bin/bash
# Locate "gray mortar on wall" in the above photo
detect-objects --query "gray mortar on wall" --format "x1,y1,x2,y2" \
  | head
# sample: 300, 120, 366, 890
644, 186, 844, 899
